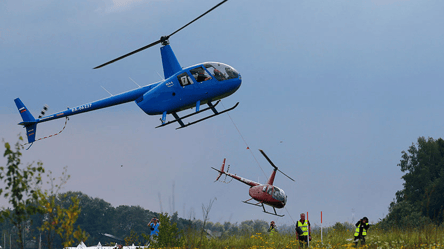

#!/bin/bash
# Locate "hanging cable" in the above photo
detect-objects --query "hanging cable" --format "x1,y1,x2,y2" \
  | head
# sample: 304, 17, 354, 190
221, 102, 267, 179
23, 117, 69, 148
285, 206, 296, 224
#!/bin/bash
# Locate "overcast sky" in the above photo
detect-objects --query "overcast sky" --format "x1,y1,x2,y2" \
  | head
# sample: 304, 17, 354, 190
1, 0, 444, 227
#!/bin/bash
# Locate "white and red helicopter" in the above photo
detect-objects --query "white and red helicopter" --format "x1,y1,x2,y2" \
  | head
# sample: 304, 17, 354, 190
212, 150, 294, 217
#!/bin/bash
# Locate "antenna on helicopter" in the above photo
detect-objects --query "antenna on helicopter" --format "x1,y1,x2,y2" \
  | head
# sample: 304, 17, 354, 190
128, 77, 141, 88
259, 149, 295, 182
93, 0, 228, 69
100, 86, 113, 96
156, 71, 165, 81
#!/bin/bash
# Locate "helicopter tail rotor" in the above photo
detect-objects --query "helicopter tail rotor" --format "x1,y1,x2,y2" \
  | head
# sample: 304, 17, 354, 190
259, 149, 295, 182
94, 0, 228, 69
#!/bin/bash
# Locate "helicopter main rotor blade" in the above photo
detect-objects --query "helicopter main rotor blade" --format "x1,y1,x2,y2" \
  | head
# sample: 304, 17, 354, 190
168, 0, 228, 38
93, 0, 228, 69
259, 149, 277, 169
277, 168, 295, 182
259, 149, 295, 182
93, 39, 162, 69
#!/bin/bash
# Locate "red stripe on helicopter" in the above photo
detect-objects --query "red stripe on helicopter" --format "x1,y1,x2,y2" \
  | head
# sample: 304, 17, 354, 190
20, 109, 27, 113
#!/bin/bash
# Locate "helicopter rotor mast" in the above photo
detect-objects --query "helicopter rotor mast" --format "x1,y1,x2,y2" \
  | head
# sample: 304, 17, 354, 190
93, 0, 228, 69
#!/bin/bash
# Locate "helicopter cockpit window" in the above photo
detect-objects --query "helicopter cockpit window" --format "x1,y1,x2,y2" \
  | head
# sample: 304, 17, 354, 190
267, 186, 274, 195
204, 62, 240, 81
272, 187, 286, 202
190, 67, 212, 83
177, 72, 193, 87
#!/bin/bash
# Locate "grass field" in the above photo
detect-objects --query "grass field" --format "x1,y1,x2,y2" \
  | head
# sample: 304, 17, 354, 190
151, 224, 444, 249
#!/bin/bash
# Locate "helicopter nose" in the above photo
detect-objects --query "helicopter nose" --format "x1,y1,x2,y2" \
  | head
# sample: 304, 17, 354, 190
229, 76, 242, 92
218, 76, 241, 98
235, 76, 242, 89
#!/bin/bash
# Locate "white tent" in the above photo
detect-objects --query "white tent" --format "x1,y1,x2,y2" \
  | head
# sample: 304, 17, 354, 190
65, 242, 147, 249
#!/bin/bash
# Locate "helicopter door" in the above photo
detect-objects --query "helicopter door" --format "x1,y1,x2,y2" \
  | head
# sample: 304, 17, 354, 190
263, 185, 273, 194
177, 72, 193, 87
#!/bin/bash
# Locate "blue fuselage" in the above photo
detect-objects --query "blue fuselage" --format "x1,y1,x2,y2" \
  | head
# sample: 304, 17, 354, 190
25, 62, 241, 125
137, 64, 241, 115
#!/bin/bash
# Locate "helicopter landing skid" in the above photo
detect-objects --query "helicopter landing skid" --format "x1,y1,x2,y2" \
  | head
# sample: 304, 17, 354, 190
156, 100, 220, 128
176, 102, 239, 129
262, 205, 284, 217
243, 198, 284, 217
242, 198, 263, 207
156, 101, 239, 129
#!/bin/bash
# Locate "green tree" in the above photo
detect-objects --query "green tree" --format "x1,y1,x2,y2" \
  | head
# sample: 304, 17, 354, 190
124, 230, 140, 246
153, 212, 183, 248
0, 137, 45, 249
38, 167, 85, 249
55, 195, 83, 248
252, 220, 268, 233
383, 137, 444, 227
113, 205, 152, 238
64, 191, 115, 243
38, 192, 92, 247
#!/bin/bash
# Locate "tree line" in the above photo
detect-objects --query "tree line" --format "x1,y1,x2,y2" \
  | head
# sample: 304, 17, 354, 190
2, 135, 443, 247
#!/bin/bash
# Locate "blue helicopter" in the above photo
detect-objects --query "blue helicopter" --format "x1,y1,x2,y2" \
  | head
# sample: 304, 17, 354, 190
14, 0, 242, 145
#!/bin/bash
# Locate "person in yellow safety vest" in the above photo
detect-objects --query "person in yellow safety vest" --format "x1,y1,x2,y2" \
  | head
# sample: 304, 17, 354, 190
268, 221, 277, 236
295, 213, 311, 246
354, 217, 369, 246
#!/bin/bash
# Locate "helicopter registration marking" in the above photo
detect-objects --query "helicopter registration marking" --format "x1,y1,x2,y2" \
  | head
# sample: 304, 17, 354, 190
72, 103, 92, 113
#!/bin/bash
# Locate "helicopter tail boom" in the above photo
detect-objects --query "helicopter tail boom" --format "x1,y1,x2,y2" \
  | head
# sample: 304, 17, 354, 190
212, 159, 260, 187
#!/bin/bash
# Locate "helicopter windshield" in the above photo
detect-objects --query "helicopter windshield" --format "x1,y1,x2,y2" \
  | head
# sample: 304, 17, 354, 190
272, 187, 286, 202
204, 62, 239, 81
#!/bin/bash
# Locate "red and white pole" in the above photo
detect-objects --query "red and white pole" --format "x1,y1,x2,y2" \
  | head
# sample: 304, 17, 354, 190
321, 211, 323, 242
307, 212, 309, 248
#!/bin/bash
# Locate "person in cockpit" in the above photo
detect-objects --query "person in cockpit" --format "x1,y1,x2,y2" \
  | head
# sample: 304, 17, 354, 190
196, 68, 211, 82
213, 68, 226, 81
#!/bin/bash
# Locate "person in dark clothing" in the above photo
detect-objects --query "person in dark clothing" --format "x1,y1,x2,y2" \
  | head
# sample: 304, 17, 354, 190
196, 69, 211, 82
354, 217, 369, 246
